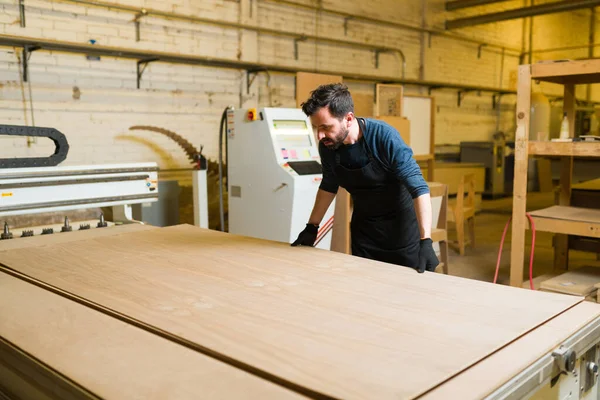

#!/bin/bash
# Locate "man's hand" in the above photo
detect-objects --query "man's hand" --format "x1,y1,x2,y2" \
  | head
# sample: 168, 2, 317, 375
417, 238, 439, 273
291, 224, 318, 247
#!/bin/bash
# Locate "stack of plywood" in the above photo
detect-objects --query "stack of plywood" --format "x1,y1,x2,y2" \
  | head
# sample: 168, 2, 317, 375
539, 265, 600, 302
1, 224, 600, 399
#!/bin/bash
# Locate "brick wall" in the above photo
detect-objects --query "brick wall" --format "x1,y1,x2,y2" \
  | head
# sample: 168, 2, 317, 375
1, 0, 598, 164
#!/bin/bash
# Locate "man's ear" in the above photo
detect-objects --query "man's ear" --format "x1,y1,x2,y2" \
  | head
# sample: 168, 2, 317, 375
345, 112, 354, 127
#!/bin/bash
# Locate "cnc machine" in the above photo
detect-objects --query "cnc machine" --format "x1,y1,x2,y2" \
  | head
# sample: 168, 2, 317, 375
227, 107, 335, 249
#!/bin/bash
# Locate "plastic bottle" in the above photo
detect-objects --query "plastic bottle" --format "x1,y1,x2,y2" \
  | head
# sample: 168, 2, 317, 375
559, 112, 570, 140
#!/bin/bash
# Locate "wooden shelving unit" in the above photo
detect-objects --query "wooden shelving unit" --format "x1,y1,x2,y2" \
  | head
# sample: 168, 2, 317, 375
510, 59, 600, 288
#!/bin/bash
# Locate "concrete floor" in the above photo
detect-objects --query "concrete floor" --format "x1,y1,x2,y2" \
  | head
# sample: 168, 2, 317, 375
446, 192, 599, 287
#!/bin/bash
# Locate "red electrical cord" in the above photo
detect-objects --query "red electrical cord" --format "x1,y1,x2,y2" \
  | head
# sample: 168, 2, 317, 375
493, 213, 536, 290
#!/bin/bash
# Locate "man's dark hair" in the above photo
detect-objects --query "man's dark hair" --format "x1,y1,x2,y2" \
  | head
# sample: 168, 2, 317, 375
301, 83, 354, 119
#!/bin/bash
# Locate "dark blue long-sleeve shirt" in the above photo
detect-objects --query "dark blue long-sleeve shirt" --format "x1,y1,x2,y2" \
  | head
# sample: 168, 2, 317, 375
318, 118, 430, 199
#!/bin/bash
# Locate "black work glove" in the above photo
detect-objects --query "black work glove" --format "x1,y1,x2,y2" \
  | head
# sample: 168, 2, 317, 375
291, 224, 318, 247
417, 238, 439, 273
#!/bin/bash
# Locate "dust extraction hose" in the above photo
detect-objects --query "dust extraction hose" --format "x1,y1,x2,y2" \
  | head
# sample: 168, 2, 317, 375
218, 106, 233, 232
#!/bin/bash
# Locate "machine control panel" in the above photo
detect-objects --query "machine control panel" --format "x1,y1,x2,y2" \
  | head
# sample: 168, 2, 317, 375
272, 119, 320, 164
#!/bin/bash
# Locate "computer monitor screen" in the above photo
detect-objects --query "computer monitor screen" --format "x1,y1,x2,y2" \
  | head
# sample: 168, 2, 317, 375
273, 120, 313, 148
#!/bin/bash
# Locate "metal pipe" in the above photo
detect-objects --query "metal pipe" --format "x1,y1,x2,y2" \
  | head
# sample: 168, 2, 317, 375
528, 0, 533, 64
446, 0, 511, 11
59, 0, 522, 58
0, 33, 517, 95
419, 0, 427, 81
59, 0, 399, 54
526, 42, 600, 56
394, 50, 406, 79
19, 0, 25, 27
588, 7, 595, 101
520, 0, 527, 64
58, 0, 409, 73
262, 0, 522, 56
495, 47, 505, 133
446, 0, 600, 30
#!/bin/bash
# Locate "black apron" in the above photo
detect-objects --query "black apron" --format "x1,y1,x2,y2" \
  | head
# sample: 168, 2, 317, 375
334, 118, 421, 268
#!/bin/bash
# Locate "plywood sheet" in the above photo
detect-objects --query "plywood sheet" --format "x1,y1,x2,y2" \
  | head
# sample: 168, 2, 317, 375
0, 272, 301, 400
375, 116, 410, 145
0, 223, 155, 252
0, 225, 582, 400
540, 266, 600, 296
529, 205, 600, 224
295, 72, 342, 108
352, 93, 374, 116
422, 301, 600, 399
421, 162, 486, 194
573, 178, 600, 191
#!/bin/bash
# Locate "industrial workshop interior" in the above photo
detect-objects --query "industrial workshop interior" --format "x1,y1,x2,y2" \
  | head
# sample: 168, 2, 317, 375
7, 0, 600, 399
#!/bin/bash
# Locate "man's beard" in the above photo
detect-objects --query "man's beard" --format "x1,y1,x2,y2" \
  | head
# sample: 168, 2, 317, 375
321, 126, 349, 150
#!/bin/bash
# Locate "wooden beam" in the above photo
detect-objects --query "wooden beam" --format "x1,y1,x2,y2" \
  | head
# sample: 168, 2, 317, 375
510, 64, 531, 288
555, 83, 576, 270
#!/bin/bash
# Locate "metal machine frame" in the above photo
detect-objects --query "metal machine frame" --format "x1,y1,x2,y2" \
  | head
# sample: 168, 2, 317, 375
488, 315, 600, 399
0, 163, 159, 222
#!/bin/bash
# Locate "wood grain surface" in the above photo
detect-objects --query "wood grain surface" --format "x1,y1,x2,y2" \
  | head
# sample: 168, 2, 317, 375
0, 224, 583, 399
421, 301, 600, 399
529, 205, 600, 223
540, 266, 600, 296
0, 224, 155, 252
0, 272, 302, 400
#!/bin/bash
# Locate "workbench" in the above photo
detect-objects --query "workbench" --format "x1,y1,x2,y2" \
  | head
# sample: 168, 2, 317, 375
1, 223, 600, 399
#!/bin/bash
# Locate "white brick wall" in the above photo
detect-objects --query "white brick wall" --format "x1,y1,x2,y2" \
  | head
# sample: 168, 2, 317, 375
1, 0, 598, 167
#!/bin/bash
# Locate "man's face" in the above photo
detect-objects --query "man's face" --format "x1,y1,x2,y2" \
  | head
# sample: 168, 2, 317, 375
310, 107, 352, 150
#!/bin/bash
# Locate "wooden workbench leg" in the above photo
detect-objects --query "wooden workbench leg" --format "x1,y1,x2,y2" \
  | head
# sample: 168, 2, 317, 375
510, 65, 531, 288
331, 188, 351, 254
554, 83, 575, 271
427, 159, 434, 181
440, 185, 449, 274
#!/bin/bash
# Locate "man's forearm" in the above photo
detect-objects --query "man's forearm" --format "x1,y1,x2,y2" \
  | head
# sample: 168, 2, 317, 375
413, 193, 432, 239
308, 189, 337, 225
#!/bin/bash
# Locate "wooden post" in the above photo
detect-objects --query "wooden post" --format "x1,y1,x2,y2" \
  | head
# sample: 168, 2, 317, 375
427, 97, 436, 181
510, 65, 532, 288
555, 83, 575, 270
331, 189, 351, 254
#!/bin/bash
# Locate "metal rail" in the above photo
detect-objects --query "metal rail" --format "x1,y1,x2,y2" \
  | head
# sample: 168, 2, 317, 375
54, 0, 406, 75
261, 0, 521, 56
0, 33, 517, 104
445, 0, 512, 11
446, 0, 600, 30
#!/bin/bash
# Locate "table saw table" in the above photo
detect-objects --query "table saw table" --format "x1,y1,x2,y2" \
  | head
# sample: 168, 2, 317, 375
1, 224, 600, 400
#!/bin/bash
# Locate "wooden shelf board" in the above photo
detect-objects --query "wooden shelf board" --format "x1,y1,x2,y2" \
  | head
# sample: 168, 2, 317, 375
528, 141, 600, 157
527, 206, 600, 238
431, 228, 447, 243
531, 59, 600, 85
414, 154, 434, 161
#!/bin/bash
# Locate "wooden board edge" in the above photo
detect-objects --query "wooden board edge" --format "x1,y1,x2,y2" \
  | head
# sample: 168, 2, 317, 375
417, 299, 594, 399
0, 265, 325, 400
0, 336, 98, 400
